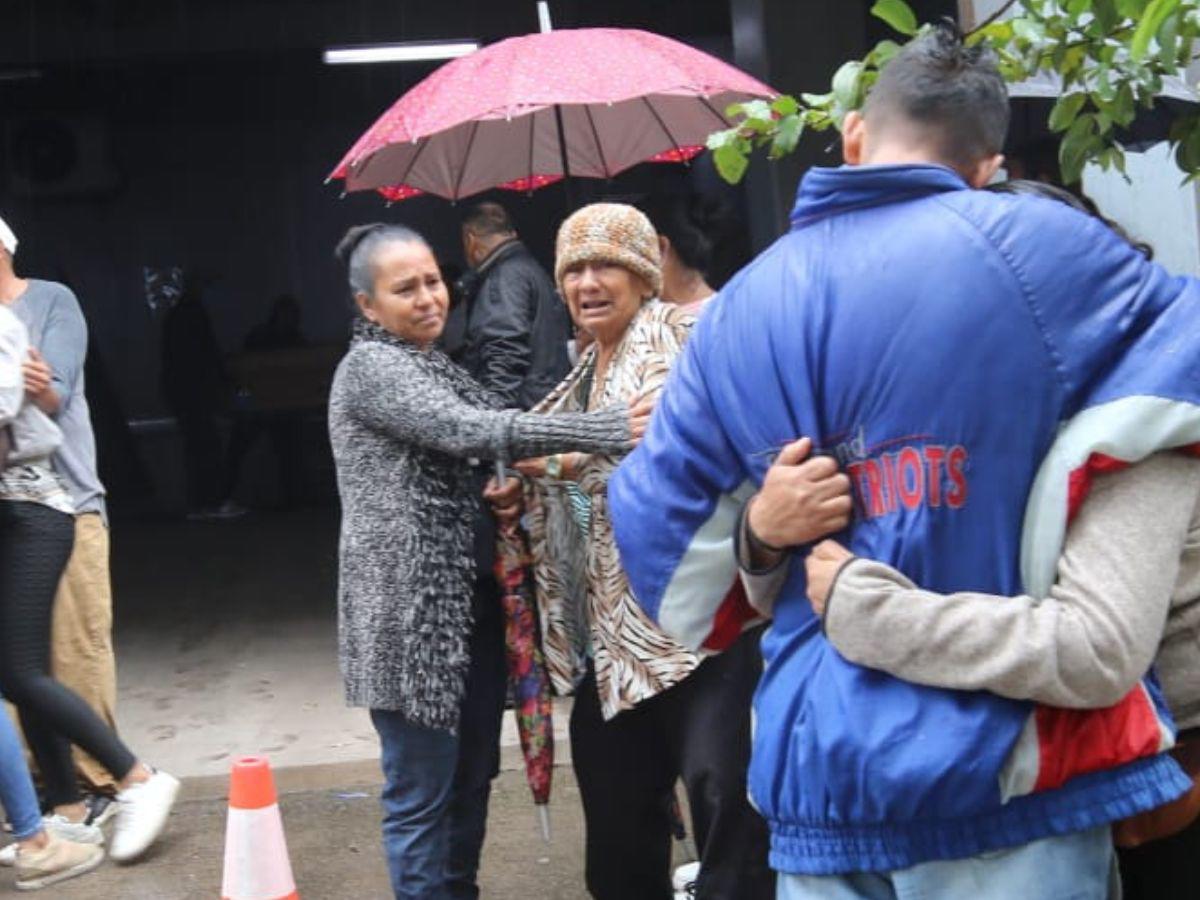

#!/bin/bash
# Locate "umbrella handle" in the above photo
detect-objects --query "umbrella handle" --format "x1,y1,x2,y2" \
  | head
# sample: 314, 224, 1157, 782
538, 803, 551, 843
495, 460, 508, 484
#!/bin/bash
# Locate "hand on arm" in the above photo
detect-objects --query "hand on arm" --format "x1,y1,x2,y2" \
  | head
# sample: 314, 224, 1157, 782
744, 437, 853, 566
22, 348, 60, 415
819, 456, 1198, 709
805, 540, 855, 616
628, 397, 655, 446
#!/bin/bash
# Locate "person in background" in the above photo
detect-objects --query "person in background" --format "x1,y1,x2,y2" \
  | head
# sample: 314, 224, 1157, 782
509, 203, 774, 899
160, 275, 245, 520
441, 203, 576, 898
643, 192, 776, 899
327, 222, 645, 900
642, 194, 730, 316
0, 215, 121, 824
223, 294, 308, 509
0, 302, 105, 891
456, 201, 573, 410
0, 299, 179, 867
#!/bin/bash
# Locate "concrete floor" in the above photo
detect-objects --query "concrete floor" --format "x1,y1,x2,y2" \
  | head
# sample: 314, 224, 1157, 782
111, 507, 571, 779
9, 766, 594, 899
53, 506, 599, 898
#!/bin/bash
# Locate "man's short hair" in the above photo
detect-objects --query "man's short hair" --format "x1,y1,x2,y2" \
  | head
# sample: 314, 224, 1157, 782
462, 202, 516, 238
863, 23, 1010, 168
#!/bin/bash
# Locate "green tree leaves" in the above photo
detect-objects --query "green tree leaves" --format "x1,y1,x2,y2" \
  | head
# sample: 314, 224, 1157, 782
711, 0, 1200, 186
1131, 0, 1182, 59
871, 0, 920, 37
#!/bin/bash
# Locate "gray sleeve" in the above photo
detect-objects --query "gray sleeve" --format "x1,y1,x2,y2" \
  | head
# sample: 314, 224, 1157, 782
36, 287, 87, 401
735, 502, 789, 617
346, 346, 630, 461
824, 454, 1200, 708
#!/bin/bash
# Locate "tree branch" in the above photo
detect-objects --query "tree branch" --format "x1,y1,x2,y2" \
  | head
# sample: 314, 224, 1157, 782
968, 0, 1021, 36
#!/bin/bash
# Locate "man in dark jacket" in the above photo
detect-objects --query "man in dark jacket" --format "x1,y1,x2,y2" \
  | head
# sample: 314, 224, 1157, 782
454, 202, 572, 410
440, 202, 572, 899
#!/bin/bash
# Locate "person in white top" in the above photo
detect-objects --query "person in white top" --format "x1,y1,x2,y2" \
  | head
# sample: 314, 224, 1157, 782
0, 297, 179, 868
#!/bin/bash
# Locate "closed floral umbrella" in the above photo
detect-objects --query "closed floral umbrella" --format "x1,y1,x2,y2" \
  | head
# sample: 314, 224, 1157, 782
493, 464, 554, 841
328, 27, 776, 203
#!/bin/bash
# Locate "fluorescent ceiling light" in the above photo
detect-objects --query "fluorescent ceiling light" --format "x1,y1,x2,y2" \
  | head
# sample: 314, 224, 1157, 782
323, 41, 478, 65
0, 69, 42, 83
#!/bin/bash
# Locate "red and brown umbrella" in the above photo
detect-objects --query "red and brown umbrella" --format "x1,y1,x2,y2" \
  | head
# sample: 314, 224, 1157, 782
493, 500, 555, 841
328, 27, 776, 203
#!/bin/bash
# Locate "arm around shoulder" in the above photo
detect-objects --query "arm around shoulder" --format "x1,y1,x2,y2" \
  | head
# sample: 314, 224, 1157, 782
824, 455, 1198, 708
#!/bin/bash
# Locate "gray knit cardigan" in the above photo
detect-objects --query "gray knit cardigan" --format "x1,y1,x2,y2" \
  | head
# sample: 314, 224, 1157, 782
328, 320, 630, 731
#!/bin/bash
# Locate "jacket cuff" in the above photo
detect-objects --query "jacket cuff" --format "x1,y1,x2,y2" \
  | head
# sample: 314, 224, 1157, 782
735, 498, 789, 576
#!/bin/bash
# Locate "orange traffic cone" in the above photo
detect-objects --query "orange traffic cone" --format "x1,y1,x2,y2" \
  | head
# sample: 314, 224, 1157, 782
221, 756, 299, 900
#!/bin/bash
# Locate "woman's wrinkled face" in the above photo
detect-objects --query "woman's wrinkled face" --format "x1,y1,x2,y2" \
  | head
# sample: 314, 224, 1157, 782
356, 241, 449, 348
561, 261, 647, 347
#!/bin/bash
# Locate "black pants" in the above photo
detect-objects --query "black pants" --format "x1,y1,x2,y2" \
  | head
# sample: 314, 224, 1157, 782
444, 576, 507, 899
570, 626, 775, 900
0, 501, 136, 807
174, 408, 225, 510
1118, 736, 1200, 900
224, 411, 305, 507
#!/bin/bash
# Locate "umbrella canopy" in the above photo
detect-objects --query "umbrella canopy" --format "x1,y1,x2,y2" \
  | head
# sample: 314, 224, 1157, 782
329, 28, 776, 202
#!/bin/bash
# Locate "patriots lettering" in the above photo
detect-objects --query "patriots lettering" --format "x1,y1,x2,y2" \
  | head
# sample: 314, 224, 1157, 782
845, 444, 968, 519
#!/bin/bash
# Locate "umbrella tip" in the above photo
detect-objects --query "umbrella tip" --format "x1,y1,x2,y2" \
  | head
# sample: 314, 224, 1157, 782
339, 191, 347, 200
538, 804, 551, 843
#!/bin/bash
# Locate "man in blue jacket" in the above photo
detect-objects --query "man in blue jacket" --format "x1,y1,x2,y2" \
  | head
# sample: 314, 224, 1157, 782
608, 25, 1200, 900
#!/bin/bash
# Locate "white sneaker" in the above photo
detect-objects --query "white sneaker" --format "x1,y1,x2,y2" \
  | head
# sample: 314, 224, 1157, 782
41, 815, 104, 846
0, 815, 103, 867
15, 833, 105, 891
673, 860, 700, 897
109, 770, 180, 863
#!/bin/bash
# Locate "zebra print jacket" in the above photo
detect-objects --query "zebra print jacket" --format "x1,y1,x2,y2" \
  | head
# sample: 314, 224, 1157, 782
525, 301, 699, 720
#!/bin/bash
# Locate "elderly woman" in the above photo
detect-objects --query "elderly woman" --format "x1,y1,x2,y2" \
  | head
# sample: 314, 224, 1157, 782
514, 204, 773, 900
327, 223, 638, 900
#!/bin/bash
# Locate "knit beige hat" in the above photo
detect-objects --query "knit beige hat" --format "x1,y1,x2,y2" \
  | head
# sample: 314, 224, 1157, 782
554, 203, 662, 297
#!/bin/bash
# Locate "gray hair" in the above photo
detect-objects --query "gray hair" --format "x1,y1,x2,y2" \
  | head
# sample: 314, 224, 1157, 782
334, 223, 429, 297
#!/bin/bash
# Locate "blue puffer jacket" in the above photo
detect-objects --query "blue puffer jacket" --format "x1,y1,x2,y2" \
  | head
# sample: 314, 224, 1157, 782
608, 164, 1200, 875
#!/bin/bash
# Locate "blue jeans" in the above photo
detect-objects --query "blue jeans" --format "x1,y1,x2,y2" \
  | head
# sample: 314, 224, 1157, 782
371, 710, 459, 900
0, 705, 44, 840
445, 585, 507, 899
777, 826, 1113, 900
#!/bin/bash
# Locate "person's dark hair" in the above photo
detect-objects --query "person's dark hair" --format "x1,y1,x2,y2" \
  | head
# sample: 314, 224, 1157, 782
863, 21, 1009, 168
987, 179, 1154, 259
642, 194, 731, 278
462, 202, 516, 238
334, 223, 428, 297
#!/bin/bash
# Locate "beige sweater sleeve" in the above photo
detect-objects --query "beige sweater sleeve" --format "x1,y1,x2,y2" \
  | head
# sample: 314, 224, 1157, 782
824, 453, 1200, 709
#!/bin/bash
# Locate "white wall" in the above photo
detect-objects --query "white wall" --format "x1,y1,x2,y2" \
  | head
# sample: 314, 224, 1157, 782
961, 2, 1200, 276
1084, 145, 1200, 277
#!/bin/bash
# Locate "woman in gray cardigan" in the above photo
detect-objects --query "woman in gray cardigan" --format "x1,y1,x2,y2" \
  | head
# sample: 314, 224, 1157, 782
327, 223, 636, 900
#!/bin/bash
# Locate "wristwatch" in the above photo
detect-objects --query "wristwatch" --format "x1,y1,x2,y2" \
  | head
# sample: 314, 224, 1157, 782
545, 454, 564, 480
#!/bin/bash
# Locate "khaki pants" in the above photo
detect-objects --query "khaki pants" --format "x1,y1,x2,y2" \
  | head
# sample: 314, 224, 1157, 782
50, 513, 119, 794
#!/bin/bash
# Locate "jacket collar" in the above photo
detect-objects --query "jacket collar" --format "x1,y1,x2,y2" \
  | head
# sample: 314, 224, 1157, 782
352, 316, 422, 352
789, 164, 968, 230
474, 238, 523, 277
